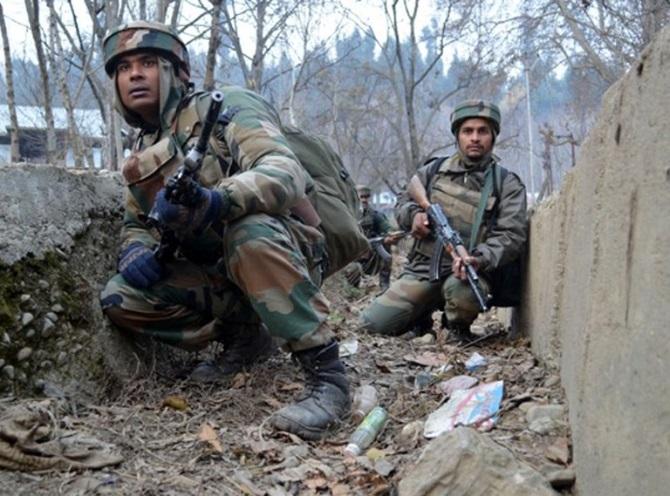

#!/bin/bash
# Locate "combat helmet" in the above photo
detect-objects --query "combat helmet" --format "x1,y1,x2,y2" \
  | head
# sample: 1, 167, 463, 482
356, 184, 372, 197
103, 20, 190, 78
450, 100, 501, 136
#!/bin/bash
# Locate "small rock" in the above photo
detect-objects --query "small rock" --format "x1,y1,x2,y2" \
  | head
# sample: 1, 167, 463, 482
45, 312, 59, 323
38, 279, 49, 290
51, 303, 65, 313
17, 371, 27, 383
412, 333, 435, 345
17, 347, 33, 361
21, 313, 34, 327
546, 467, 576, 489
544, 374, 561, 388
57, 352, 68, 364
19, 294, 31, 304
56, 339, 67, 349
374, 458, 395, 477
3, 365, 15, 379
545, 437, 570, 464
530, 417, 561, 435
40, 360, 53, 371
526, 404, 565, 424
2, 333, 10, 344
42, 319, 56, 337
25, 329, 35, 339
399, 420, 424, 446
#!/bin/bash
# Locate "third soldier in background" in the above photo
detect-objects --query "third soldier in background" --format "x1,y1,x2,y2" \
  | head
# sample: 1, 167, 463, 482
344, 185, 404, 291
360, 100, 528, 343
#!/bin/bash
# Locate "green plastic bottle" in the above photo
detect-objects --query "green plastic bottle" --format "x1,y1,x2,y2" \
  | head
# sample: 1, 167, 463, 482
344, 406, 388, 456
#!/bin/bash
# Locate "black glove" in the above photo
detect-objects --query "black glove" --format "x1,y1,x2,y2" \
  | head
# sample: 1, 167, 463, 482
152, 182, 225, 235
118, 242, 163, 289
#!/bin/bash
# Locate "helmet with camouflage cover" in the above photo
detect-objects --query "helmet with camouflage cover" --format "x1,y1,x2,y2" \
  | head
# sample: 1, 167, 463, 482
450, 100, 501, 136
103, 20, 190, 79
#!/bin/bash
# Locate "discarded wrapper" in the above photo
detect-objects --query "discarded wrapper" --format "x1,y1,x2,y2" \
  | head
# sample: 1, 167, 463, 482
423, 380, 504, 438
464, 352, 487, 372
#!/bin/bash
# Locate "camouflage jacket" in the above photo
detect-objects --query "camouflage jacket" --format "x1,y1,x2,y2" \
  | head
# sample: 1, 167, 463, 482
359, 207, 391, 239
396, 153, 527, 274
117, 63, 313, 264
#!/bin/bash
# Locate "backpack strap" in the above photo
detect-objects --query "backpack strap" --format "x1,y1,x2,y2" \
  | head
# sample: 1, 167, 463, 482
468, 166, 495, 251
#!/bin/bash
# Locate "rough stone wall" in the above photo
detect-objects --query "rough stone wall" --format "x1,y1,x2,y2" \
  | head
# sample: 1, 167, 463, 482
520, 27, 670, 496
0, 164, 124, 396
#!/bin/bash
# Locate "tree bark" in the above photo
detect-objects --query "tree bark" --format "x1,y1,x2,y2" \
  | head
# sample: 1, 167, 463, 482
25, 0, 58, 164
0, 2, 21, 163
48, 0, 85, 168
204, 0, 223, 91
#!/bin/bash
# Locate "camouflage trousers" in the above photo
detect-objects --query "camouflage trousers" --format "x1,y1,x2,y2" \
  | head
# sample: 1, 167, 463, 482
359, 271, 490, 336
100, 213, 334, 351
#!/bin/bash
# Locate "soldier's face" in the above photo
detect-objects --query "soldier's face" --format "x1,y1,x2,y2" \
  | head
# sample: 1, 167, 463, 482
359, 192, 370, 208
116, 52, 160, 126
457, 117, 494, 160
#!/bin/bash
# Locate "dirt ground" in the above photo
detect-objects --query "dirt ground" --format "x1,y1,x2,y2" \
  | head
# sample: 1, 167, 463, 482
0, 258, 573, 495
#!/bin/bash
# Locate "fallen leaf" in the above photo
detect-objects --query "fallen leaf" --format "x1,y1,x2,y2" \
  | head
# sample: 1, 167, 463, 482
305, 476, 328, 489
365, 448, 386, 462
198, 423, 223, 453
231, 373, 249, 389
162, 395, 189, 411
330, 483, 351, 496
279, 382, 303, 392
404, 351, 448, 367
262, 396, 283, 409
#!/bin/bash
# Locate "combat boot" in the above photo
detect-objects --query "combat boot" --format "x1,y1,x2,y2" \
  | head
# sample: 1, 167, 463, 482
190, 323, 275, 382
379, 268, 391, 292
271, 341, 350, 440
443, 316, 476, 344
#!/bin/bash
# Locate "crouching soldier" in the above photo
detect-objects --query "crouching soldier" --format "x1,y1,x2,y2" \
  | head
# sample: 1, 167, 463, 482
99, 21, 350, 439
360, 100, 528, 342
344, 185, 403, 291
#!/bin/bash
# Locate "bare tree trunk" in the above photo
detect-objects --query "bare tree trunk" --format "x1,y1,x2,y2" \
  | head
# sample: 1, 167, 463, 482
169, 0, 181, 29
25, 0, 58, 164
0, 3, 20, 163
139, 0, 147, 20
48, 0, 85, 168
204, 0, 223, 91
554, 0, 617, 83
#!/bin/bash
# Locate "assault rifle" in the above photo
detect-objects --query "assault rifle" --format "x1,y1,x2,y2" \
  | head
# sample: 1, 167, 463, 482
368, 230, 409, 262
407, 175, 489, 312
147, 91, 225, 263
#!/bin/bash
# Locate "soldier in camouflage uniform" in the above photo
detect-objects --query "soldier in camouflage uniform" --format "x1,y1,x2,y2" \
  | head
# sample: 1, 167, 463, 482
344, 185, 402, 291
360, 100, 528, 342
98, 21, 349, 440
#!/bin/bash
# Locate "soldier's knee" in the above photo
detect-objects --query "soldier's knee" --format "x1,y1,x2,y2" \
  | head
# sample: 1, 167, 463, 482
359, 306, 404, 336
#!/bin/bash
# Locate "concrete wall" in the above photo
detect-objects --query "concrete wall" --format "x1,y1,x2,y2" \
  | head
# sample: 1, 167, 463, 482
520, 27, 670, 496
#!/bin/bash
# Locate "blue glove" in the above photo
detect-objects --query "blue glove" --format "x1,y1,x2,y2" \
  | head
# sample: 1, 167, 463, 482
152, 183, 225, 235
118, 243, 163, 289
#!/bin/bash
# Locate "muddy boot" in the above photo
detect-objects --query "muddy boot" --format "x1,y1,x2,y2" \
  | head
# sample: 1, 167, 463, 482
271, 341, 350, 440
190, 324, 275, 382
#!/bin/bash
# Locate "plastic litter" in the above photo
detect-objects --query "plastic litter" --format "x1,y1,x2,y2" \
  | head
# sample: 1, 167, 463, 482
351, 384, 378, 423
438, 375, 479, 396
423, 380, 504, 438
339, 338, 359, 357
345, 406, 388, 456
464, 352, 487, 372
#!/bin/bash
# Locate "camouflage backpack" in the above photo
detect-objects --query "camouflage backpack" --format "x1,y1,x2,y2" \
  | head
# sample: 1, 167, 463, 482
281, 125, 368, 277
181, 89, 368, 277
